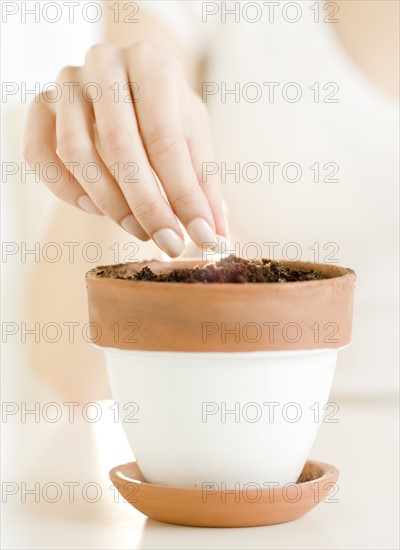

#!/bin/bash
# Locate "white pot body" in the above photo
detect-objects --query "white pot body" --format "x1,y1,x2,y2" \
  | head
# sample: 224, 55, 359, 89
104, 348, 338, 489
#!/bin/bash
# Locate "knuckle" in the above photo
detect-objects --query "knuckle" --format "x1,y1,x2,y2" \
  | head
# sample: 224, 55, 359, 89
127, 41, 181, 74
40, 88, 59, 103
170, 190, 197, 212
86, 43, 117, 64
128, 40, 157, 60
57, 136, 93, 160
145, 130, 186, 159
95, 194, 117, 214
57, 65, 79, 82
100, 127, 134, 158
134, 198, 164, 223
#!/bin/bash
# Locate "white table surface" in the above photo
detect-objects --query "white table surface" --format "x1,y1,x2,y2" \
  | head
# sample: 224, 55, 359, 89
2, 395, 399, 550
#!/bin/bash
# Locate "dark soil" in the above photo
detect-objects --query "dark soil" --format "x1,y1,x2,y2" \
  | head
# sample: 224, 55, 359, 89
93, 255, 326, 283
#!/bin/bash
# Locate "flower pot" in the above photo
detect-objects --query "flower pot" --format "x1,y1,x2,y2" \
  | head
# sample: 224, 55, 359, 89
86, 259, 355, 489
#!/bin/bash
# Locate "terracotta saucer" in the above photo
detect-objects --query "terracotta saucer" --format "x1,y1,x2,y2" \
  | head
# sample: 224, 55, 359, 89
109, 460, 339, 528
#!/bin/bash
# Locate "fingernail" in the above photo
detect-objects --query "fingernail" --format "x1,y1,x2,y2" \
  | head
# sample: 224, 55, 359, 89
77, 195, 103, 215
222, 216, 230, 238
216, 213, 229, 239
153, 228, 186, 258
187, 218, 218, 248
121, 214, 149, 241
217, 234, 230, 247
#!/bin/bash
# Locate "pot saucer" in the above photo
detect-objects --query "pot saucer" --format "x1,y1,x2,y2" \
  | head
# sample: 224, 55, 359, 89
109, 460, 339, 528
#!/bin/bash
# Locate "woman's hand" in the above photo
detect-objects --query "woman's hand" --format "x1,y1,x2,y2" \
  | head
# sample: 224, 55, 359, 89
23, 42, 227, 257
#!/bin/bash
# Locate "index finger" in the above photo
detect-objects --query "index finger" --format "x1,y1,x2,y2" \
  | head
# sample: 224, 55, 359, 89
127, 44, 220, 249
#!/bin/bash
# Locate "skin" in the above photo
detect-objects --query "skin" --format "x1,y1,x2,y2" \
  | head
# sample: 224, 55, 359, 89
23, 13, 226, 259
23, 0, 398, 401
23, 1, 398, 257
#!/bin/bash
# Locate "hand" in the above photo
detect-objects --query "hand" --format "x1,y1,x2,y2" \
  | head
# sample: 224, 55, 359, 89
23, 42, 227, 257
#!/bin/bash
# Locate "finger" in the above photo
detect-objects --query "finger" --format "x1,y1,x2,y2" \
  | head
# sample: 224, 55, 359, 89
55, 66, 148, 240
127, 43, 220, 249
23, 93, 103, 216
84, 44, 186, 257
185, 96, 228, 238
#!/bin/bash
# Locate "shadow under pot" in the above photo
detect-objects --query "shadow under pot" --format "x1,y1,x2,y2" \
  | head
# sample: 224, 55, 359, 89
85, 258, 356, 489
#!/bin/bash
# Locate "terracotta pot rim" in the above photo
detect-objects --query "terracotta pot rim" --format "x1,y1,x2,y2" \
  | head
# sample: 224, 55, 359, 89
86, 259, 356, 352
86, 259, 355, 288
